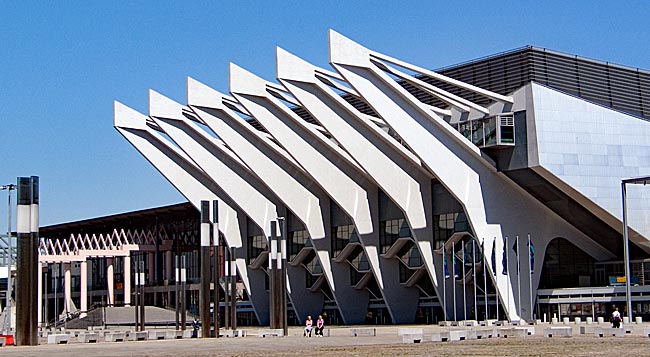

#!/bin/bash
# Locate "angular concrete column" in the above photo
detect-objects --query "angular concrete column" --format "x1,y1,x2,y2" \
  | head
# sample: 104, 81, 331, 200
37, 263, 43, 326
64, 262, 72, 315
107, 258, 114, 306
80, 260, 88, 317
124, 255, 131, 306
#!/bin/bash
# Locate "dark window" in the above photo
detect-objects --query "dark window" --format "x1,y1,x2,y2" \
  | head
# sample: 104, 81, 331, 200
379, 219, 411, 254
247, 234, 266, 264
288, 230, 310, 261
331, 224, 357, 257
539, 238, 595, 288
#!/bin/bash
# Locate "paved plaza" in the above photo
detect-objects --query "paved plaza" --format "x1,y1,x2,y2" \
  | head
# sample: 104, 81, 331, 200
2, 324, 650, 356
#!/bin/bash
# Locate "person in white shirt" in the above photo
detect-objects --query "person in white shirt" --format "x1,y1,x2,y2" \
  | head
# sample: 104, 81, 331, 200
612, 307, 622, 328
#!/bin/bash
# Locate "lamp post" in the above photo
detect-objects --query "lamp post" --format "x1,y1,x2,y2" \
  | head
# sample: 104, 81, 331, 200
621, 176, 650, 322
1, 184, 16, 334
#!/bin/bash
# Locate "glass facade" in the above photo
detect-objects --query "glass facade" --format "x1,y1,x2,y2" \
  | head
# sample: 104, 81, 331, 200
539, 238, 594, 289
247, 234, 266, 264
331, 224, 358, 258
379, 218, 411, 254
433, 212, 469, 249
288, 229, 310, 261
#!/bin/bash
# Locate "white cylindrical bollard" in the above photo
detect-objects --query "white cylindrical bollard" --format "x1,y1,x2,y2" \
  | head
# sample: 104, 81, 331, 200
551, 317, 558, 324
636, 316, 643, 324
623, 317, 629, 324
597, 317, 605, 324
575, 317, 581, 324
563, 317, 570, 324
586, 317, 593, 324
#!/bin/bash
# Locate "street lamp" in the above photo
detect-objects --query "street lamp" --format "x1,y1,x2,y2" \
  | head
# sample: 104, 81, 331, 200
621, 175, 650, 323
1, 184, 16, 334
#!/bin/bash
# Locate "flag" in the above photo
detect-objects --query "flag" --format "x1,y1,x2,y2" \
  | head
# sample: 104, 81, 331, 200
443, 247, 450, 279
491, 239, 497, 275
453, 243, 459, 279
502, 237, 508, 275
528, 237, 535, 274
513, 236, 520, 274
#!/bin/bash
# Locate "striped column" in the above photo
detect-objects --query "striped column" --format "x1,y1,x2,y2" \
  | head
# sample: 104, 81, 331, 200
200, 200, 211, 337
107, 258, 114, 305
15, 177, 37, 345
212, 200, 220, 338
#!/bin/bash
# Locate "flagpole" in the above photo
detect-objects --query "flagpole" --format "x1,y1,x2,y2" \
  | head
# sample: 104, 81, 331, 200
516, 235, 522, 322
442, 245, 447, 322
462, 243, 467, 321
452, 242, 457, 322
528, 233, 534, 321
483, 239, 488, 321
473, 240, 477, 321
505, 235, 509, 322
494, 237, 499, 321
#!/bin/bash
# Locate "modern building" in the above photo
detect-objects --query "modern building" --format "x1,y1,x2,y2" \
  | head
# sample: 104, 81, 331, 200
30, 31, 650, 327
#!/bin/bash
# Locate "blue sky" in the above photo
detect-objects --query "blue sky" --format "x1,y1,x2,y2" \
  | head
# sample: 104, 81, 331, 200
1, 1, 649, 229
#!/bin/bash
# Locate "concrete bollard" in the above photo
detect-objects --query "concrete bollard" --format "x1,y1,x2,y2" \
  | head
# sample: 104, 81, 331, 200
563, 317, 570, 324
574, 317, 581, 324
636, 317, 643, 324
597, 317, 605, 324
551, 317, 558, 324
623, 317, 629, 324
586, 317, 593, 324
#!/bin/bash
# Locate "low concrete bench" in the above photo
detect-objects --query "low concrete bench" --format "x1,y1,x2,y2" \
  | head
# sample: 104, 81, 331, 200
432, 331, 450, 342
222, 329, 247, 338
580, 326, 599, 335
402, 333, 423, 343
149, 330, 167, 340
0, 337, 6, 347
105, 331, 127, 342
47, 334, 70, 344
166, 330, 183, 339
500, 328, 528, 338
463, 330, 478, 340
595, 327, 624, 337
476, 329, 495, 339
544, 326, 572, 338
398, 328, 423, 335
77, 332, 99, 343
448, 330, 467, 341
350, 328, 376, 337
258, 329, 284, 337
128, 331, 148, 341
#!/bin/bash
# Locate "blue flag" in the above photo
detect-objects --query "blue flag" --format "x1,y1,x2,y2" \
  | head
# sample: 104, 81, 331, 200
529, 238, 535, 274
513, 237, 520, 273
453, 244, 459, 279
443, 248, 450, 279
491, 239, 497, 275
502, 237, 508, 275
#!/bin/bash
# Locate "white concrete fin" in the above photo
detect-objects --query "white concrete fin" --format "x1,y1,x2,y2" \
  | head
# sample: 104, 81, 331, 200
328, 29, 371, 67
114, 101, 148, 130
149, 89, 184, 119
229, 62, 268, 96
276, 47, 318, 83
187, 77, 226, 110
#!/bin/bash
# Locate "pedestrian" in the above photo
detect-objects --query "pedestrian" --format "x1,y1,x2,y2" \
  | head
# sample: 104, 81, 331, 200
314, 315, 325, 337
612, 307, 622, 328
192, 317, 201, 338
304, 315, 313, 337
